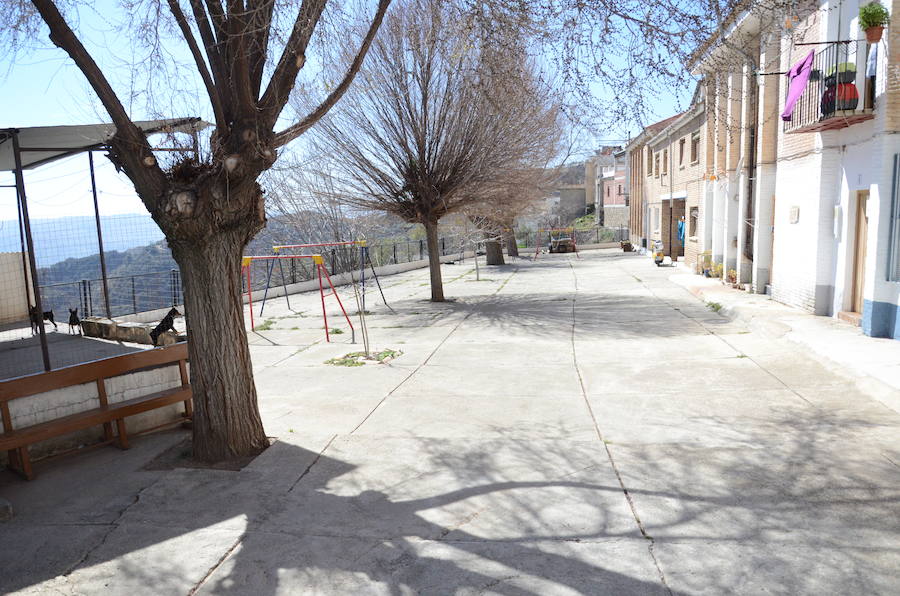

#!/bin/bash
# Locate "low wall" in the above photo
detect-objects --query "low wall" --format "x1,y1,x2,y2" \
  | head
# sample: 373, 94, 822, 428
2, 362, 188, 465
242, 250, 476, 304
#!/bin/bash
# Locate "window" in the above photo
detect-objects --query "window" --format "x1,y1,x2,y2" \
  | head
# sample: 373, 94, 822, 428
654, 154, 660, 177
679, 138, 686, 166
646, 148, 653, 177
690, 132, 700, 164
689, 206, 699, 237
662, 149, 668, 174
606, 186, 610, 197
889, 154, 900, 280
617, 185, 622, 195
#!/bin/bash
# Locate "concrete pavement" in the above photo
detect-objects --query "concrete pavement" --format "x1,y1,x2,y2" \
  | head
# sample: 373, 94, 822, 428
1, 249, 898, 595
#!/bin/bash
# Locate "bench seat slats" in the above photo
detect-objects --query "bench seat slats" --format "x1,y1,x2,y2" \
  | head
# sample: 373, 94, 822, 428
0, 386, 191, 451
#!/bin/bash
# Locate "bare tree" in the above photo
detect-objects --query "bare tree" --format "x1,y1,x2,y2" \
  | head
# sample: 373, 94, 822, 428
3, 1, 390, 462
466, 167, 560, 264
313, 0, 562, 301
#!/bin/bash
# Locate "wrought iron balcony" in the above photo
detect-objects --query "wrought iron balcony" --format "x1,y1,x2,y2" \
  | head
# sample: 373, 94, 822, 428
783, 40, 874, 134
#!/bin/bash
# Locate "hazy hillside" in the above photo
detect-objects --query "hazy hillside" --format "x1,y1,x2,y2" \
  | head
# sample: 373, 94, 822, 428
0, 214, 164, 267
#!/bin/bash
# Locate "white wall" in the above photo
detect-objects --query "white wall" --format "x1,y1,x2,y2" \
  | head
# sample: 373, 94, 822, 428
0, 252, 31, 324
5, 363, 187, 461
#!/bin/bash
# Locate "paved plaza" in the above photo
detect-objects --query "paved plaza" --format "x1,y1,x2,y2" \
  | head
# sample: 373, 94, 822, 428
2, 249, 899, 595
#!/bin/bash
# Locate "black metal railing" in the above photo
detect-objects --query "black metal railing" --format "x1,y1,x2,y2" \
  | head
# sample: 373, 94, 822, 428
39, 269, 182, 319
36, 229, 630, 319
784, 40, 874, 134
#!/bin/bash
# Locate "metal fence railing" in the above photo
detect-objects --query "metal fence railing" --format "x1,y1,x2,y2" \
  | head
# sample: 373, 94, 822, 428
240, 234, 466, 294
518, 226, 629, 249
40, 269, 182, 319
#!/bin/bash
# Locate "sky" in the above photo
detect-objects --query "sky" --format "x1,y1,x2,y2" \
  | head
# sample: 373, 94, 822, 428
0, 47, 153, 221
0, 2, 691, 221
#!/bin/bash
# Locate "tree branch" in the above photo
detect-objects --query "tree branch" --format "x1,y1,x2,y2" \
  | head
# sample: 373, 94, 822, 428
167, 0, 227, 128
258, 0, 328, 123
30, 0, 168, 203
245, 0, 276, 97
189, 0, 231, 121
273, 0, 391, 147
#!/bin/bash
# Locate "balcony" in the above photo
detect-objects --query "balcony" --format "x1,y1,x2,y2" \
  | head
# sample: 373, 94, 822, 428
783, 40, 874, 134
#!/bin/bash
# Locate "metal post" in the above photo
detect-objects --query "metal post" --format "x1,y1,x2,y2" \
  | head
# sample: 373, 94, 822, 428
131, 276, 137, 314
259, 259, 275, 316
15, 178, 32, 310
419, 239, 424, 260
331, 249, 336, 274
360, 245, 366, 314
87, 280, 94, 316
441, 237, 445, 255
80, 280, 88, 316
393, 243, 397, 264
87, 152, 112, 319
171, 269, 178, 306
11, 130, 51, 371
277, 258, 291, 311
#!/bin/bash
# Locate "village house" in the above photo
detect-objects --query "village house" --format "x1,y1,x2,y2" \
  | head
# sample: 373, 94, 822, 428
686, 0, 900, 338
626, 114, 682, 250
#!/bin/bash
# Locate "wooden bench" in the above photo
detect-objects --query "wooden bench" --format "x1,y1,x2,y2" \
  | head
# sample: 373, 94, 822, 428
0, 343, 192, 480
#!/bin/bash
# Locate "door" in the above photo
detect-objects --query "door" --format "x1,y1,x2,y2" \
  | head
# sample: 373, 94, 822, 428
669, 199, 686, 259
851, 191, 869, 314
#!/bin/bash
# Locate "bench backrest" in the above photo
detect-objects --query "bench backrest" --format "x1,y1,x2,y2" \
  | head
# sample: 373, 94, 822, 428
0, 343, 190, 404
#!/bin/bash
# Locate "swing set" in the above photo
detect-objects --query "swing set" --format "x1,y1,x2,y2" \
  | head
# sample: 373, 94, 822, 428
272, 240, 393, 313
241, 254, 354, 343
533, 227, 579, 260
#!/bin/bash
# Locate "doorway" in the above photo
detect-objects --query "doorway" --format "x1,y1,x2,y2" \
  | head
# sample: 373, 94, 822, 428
851, 190, 869, 314
666, 198, 686, 259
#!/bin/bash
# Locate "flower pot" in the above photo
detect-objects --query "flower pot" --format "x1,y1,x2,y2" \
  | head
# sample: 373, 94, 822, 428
865, 25, 884, 43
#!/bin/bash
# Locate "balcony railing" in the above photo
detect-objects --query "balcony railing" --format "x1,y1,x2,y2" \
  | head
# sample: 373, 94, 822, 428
783, 40, 874, 134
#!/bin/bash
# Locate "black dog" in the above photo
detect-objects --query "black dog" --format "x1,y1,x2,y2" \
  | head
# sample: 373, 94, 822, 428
150, 307, 181, 346
68, 308, 82, 335
29, 305, 58, 334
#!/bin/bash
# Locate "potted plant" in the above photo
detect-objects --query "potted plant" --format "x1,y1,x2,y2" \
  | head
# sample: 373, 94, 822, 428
860, 2, 890, 43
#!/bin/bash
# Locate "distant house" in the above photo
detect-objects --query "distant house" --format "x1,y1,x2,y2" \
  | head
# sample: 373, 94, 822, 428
625, 114, 683, 250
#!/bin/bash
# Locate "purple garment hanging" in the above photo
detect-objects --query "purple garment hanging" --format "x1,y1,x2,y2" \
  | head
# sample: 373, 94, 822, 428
782, 50, 815, 121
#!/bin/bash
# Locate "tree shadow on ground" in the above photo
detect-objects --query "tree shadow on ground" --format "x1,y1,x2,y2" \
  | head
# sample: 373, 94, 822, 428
0, 436, 671, 594
3, 401, 900, 594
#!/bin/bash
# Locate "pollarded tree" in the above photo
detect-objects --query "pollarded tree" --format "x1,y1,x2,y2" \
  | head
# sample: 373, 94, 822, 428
4, 1, 390, 462
313, 0, 561, 301
467, 167, 561, 264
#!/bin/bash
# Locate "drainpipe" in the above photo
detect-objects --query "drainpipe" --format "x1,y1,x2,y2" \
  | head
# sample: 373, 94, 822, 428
745, 69, 759, 268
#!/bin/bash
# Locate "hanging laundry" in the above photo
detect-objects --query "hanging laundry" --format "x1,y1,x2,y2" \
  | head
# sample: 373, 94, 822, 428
782, 50, 815, 122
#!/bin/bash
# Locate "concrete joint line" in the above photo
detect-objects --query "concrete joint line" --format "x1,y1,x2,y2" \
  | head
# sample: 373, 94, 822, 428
567, 260, 674, 596
350, 266, 520, 435
187, 536, 242, 596
288, 434, 338, 493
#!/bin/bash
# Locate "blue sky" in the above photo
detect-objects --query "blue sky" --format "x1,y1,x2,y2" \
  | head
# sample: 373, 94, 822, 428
0, 4, 691, 220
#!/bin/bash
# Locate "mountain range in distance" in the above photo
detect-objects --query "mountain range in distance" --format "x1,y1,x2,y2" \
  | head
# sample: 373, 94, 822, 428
0, 214, 164, 267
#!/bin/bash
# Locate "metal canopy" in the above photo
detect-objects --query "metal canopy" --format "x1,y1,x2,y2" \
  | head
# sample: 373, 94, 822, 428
0, 117, 207, 171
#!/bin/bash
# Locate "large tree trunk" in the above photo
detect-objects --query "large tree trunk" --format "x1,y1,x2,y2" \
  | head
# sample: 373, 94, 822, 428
485, 238, 505, 265
424, 219, 444, 302
173, 228, 269, 462
505, 232, 519, 258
